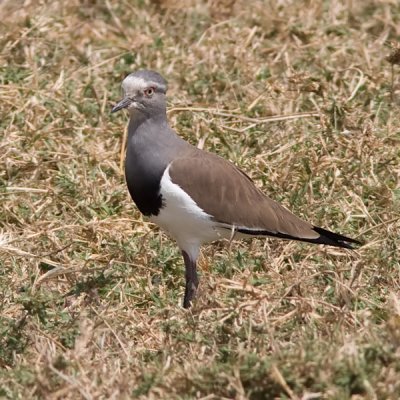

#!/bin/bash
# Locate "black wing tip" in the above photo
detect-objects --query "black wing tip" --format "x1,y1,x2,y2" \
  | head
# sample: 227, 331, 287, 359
235, 226, 362, 249
313, 226, 362, 249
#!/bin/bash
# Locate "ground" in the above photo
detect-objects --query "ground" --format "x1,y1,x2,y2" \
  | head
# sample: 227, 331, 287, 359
1, 0, 400, 399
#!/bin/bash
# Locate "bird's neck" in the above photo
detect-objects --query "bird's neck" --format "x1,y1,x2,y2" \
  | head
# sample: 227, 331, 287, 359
128, 109, 168, 135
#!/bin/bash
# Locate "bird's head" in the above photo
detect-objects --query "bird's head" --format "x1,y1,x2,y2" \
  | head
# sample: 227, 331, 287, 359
111, 70, 168, 116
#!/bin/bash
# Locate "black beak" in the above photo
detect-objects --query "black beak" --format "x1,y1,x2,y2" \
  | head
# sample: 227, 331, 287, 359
111, 97, 132, 113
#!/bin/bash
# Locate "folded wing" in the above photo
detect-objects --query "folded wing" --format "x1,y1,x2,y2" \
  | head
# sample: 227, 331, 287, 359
169, 151, 360, 249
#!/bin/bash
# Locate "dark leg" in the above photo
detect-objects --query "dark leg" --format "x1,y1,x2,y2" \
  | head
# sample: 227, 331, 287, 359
182, 251, 199, 309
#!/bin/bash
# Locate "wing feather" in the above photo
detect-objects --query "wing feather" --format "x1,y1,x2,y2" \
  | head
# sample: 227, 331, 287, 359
168, 151, 319, 240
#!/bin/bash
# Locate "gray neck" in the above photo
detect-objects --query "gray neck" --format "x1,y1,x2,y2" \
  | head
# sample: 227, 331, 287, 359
128, 109, 168, 135
124, 107, 191, 216
126, 108, 190, 165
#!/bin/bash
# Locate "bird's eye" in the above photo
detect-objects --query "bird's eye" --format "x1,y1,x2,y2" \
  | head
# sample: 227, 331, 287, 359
144, 87, 155, 97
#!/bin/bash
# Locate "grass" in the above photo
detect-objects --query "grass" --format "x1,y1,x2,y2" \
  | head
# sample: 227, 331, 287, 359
1, 0, 400, 398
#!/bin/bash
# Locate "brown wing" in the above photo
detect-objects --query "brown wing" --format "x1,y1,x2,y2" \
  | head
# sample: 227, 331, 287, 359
168, 150, 320, 240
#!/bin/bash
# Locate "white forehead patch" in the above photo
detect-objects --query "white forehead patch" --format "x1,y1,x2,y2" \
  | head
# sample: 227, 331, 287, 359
122, 76, 148, 93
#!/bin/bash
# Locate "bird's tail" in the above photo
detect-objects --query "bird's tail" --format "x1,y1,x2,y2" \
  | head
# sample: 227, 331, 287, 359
235, 225, 361, 249
310, 226, 361, 249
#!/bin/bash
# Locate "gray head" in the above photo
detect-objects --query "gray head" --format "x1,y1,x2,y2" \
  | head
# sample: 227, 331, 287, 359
111, 70, 168, 116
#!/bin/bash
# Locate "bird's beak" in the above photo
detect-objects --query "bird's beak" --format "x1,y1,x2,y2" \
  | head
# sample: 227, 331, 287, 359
111, 97, 132, 113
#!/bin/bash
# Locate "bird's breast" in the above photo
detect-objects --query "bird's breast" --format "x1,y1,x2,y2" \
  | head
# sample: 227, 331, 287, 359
124, 154, 164, 217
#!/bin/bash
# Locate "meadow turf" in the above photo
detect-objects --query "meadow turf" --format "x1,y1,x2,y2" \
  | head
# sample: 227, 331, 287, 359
1, 0, 400, 398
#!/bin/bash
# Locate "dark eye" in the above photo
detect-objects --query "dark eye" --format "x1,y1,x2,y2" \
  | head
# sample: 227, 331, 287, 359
144, 87, 155, 97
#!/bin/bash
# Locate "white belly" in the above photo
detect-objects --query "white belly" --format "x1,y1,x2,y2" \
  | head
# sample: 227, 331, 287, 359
150, 166, 229, 260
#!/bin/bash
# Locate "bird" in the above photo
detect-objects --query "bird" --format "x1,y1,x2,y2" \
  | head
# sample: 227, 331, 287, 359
111, 70, 361, 309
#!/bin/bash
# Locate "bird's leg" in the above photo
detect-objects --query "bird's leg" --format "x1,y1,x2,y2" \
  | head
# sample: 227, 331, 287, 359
182, 250, 198, 309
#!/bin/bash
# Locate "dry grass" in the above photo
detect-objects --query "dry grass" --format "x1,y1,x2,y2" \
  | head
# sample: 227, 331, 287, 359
1, 0, 400, 398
